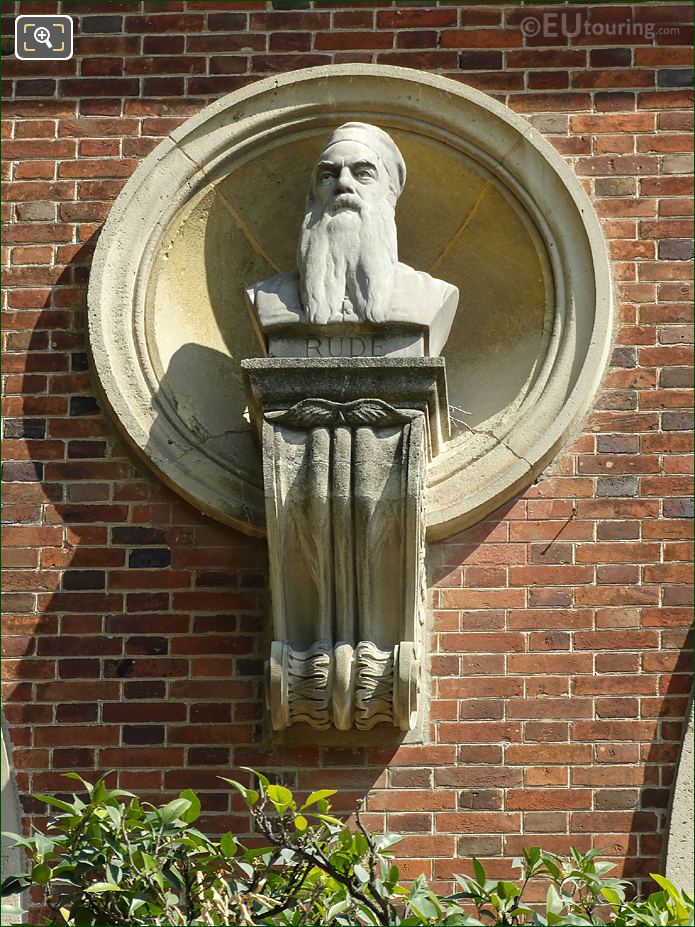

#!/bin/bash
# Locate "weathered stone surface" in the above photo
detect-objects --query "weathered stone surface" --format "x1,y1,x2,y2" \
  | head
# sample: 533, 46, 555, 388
1, 715, 24, 924
666, 698, 694, 894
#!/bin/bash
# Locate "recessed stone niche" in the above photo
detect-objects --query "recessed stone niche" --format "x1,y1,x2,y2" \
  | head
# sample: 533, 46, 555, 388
88, 64, 613, 545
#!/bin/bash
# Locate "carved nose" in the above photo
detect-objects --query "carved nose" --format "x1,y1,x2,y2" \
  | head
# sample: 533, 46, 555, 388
335, 167, 355, 193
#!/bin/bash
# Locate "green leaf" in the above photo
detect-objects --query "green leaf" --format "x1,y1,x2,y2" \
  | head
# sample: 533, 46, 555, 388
157, 798, 191, 825
601, 885, 621, 906
219, 832, 238, 857
294, 814, 308, 832
471, 856, 486, 887
650, 872, 680, 901
546, 883, 563, 916
91, 778, 109, 803
326, 898, 350, 920
85, 882, 123, 894
410, 893, 440, 921
526, 846, 542, 865
128, 896, 148, 917
132, 850, 158, 873
1, 905, 26, 920
33, 832, 55, 859
498, 880, 520, 900
374, 833, 402, 851
108, 789, 136, 801
62, 772, 93, 793
307, 812, 342, 826
443, 914, 481, 926
105, 863, 121, 886
104, 805, 123, 828
267, 783, 294, 811
301, 789, 336, 809
219, 776, 259, 808
31, 794, 76, 814
239, 766, 270, 798
1, 875, 31, 898
1, 832, 35, 850
179, 789, 201, 824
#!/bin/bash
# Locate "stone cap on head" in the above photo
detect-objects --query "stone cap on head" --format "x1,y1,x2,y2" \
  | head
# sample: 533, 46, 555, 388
318, 122, 407, 199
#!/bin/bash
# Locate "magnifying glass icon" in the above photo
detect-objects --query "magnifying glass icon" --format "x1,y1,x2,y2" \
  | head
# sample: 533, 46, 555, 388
34, 26, 53, 49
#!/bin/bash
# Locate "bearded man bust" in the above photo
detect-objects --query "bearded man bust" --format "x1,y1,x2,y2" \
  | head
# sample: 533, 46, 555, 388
246, 122, 459, 360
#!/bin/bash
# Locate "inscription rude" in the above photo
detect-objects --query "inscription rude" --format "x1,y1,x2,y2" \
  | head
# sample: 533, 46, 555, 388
305, 335, 386, 358
267, 329, 427, 359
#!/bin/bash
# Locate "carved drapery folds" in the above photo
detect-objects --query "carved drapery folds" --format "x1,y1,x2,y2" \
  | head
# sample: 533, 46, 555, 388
267, 397, 424, 731
243, 359, 447, 732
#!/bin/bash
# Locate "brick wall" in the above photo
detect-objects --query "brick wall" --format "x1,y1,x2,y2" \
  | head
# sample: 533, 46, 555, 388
2, 0, 693, 895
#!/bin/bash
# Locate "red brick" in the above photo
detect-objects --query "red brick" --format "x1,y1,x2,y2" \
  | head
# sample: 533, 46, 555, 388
125, 14, 205, 32
507, 789, 592, 810
377, 9, 457, 29
437, 812, 521, 833
435, 766, 521, 788
99, 748, 185, 767
440, 28, 521, 49
376, 51, 458, 69
34, 725, 118, 746
315, 31, 393, 50
440, 588, 525, 608
508, 49, 586, 69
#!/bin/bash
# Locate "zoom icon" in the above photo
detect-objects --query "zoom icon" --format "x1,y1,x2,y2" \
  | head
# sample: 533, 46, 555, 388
15, 15, 73, 60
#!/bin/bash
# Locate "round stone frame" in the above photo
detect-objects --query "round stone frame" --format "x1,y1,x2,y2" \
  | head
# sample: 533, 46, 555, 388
88, 64, 613, 541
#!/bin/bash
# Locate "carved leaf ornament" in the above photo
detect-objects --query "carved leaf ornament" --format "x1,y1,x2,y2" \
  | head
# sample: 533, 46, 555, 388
268, 398, 418, 430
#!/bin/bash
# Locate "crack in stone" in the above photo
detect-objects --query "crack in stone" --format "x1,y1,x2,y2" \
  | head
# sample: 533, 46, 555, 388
453, 416, 534, 471
166, 427, 253, 463
176, 144, 281, 273
428, 180, 492, 275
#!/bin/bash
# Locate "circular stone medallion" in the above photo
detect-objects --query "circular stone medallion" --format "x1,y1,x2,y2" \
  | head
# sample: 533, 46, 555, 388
88, 65, 612, 540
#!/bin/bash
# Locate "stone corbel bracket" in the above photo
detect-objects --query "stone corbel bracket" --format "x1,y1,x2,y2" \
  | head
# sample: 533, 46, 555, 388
242, 358, 449, 733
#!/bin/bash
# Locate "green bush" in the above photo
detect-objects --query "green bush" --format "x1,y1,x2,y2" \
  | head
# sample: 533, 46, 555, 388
2, 771, 692, 925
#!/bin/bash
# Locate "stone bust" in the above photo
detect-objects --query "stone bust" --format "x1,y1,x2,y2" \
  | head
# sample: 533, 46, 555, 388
246, 122, 459, 359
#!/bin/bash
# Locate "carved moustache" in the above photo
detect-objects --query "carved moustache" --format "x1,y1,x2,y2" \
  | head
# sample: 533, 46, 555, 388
329, 193, 363, 213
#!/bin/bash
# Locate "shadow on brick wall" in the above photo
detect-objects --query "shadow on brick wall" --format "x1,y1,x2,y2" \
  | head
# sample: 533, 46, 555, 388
6, 242, 396, 842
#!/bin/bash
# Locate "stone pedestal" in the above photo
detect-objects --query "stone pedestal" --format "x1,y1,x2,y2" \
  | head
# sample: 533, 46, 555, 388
242, 358, 449, 732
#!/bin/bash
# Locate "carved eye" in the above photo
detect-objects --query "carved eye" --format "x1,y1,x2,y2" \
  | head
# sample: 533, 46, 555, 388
319, 171, 333, 182
355, 169, 372, 179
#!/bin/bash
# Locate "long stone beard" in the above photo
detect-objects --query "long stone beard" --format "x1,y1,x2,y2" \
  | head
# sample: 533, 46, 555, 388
298, 196, 398, 324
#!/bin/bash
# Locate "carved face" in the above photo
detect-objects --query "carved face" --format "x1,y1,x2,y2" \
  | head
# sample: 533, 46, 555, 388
312, 140, 393, 214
